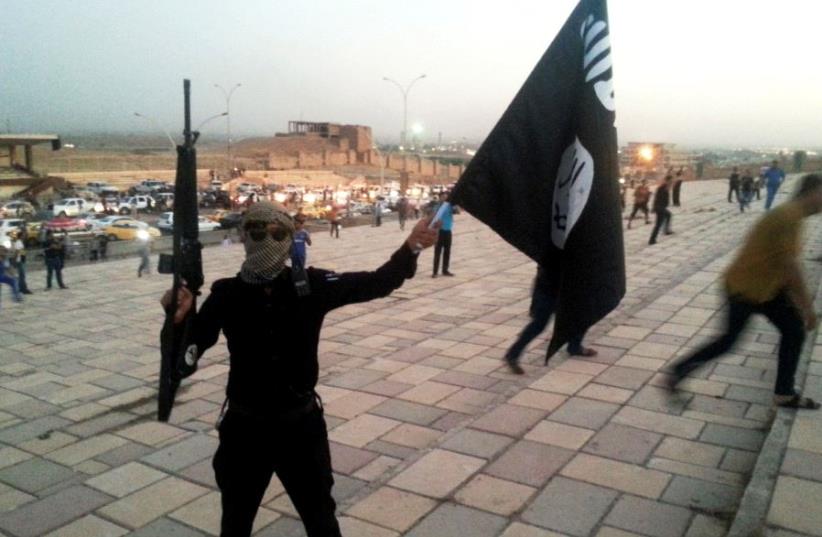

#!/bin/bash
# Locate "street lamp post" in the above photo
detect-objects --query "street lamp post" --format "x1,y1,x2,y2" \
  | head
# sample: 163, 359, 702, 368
382, 74, 426, 150
214, 83, 242, 174
133, 112, 177, 150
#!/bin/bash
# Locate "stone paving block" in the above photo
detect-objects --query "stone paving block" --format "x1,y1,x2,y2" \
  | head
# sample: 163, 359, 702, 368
577, 383, 634, 404
42, 514, 128, 537
500, 522, 568, 537
324, 391, 387, 419
782, 448, 822, 482
128, 517, 209, 537
389, 449, 484, 498
99, 476, 209, 529
170, 490, 279, 535
370, 399, 447, 426
648, 458, 753, 486
604, 495, 692, 537
94, 442, 154, 467
17, 430, 77, 455
115, 421, 189, 446
724, 384, 773, 404
525, 420, 595, 450
337, 516, 399, 537
0, 485, 112, 537
397, 381, 461, 405
471, 404, 546, 437
583, 423, 662, 464
325, 369, 388, 390
595, 528, 644, 537
380, 423, 441, 449
684, 514, 726, 537
405, 503, 508, 537
328, 442, 379, 475
328, 414, 401, 448
433, 370, 497, 390
661, 475, 742, 513
561, 453, 671, 499
0, 457, 76, 493
788, 416, 822, 455
361, 379, 415, 397
653, 437, 725, 467
139, 433, 218, 472
486, 440, 574, 487
768, 476, 822, 535
548, 397, 619, 429
365, 440, 416, 459
595, 366, 654, 390
0, 486, 35, 512
720, 447, 758, 473
45, 433, 129, 466
529, 370, 593, 395
455, 474, 536, 516
65, 411, 136, 438
521, 476, 617, 536
440, 428, 514, 459
346, 486, 437, 532
85, 462, 168, 498
628, 385, 690, 415
612, 406, 704, 439
352, 455, 402, 481
0, 415, 71, 444
436, 387, 498, 414
699, 422, 765, 451
508, 389, 568, 411
614, 355, 667, 371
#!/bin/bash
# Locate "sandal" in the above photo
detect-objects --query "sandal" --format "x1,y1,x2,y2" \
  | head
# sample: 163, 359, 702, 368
775, 394, 821, 410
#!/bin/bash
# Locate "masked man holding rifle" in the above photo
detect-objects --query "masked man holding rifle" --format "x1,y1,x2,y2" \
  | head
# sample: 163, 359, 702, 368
162, 201, 438, 537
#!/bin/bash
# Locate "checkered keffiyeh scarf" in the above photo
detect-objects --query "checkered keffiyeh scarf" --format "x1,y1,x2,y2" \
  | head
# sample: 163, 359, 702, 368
240, 201, 295, 285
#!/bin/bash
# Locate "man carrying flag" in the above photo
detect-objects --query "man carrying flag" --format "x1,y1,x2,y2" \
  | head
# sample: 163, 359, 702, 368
450, 0, 625, 364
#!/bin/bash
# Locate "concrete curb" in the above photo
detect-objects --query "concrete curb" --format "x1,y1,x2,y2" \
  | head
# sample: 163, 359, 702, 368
728, 272, 822, 536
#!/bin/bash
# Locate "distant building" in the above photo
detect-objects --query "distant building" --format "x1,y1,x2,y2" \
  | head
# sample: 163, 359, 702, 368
621, 142, 695, 174
0, 134, 66, 200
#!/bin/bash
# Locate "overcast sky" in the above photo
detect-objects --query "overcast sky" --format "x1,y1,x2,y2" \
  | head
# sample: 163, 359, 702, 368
3, 0, 820, 148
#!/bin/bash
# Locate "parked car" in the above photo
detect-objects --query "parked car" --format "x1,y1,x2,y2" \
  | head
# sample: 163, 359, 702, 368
156, 212, 221, 233
85, 181, 116, 194
102, 219, 161, 241
0, 218, 26, 241
219, 212, 244, 229
133, 179, 168, 195
44, 215, 91, 233
0, 201, 35, 218
53, 197, 101, 216
117, 195, 156, 214
155, 192, 174, 209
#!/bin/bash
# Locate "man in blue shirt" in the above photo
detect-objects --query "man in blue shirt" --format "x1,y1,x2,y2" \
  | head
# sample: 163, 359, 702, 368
291, 216, 312, 268
432, 198, 454, 277
764, 160, 786, 210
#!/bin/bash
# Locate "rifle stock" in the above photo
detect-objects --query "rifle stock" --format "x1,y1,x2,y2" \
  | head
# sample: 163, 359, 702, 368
158, 79, 204, 422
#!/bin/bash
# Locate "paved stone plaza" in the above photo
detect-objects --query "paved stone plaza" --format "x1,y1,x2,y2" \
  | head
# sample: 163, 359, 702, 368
0, 178, 821, 537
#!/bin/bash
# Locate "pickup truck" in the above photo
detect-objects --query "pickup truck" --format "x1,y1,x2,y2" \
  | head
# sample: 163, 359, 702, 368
53, 197, 102, 216
116, 195, 156, 214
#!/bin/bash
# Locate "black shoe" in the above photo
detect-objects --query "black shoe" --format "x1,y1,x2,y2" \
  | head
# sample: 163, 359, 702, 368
648, 239, 656, 245
504, 354, 525, 375
432, 274, 438, 278
59, 285, 68, 289
442, 271, 455, 277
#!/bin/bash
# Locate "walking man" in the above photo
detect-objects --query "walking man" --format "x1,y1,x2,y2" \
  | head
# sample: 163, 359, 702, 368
11, 229, 32, 294
739, 170, 754, 212
161, 202, 439, 536
432, 199, 454, 277
764, 159, 786, 210
648, 175, 674, 245
0, 245, 23, 308
627, 179, 651, 229
137, 236, 151, 278
397, 196, 409, 231
291, 215, 312, 269
668, 174, 822, 408
672, 167, 684, 207
44, 230, 68, 290
504, 266, 597, 374
728, 167, 741, 203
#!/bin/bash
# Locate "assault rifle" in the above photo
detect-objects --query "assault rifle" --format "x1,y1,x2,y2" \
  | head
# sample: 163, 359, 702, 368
157, 79, 204, 421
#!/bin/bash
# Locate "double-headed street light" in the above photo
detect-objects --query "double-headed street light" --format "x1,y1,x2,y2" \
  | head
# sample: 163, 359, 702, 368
133, 112, 176, 150
382, 74, 426, 150
214, 83, 242, 171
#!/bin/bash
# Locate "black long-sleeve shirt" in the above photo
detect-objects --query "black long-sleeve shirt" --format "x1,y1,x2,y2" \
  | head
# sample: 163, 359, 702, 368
652, 183, 670, 213
193, 243, 418, 412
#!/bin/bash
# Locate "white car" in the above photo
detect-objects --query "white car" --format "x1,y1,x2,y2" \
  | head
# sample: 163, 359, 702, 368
53, 198, 101, 216
0, 201, 35, 218
156, 212, 221, 233
0, 218, 26, 242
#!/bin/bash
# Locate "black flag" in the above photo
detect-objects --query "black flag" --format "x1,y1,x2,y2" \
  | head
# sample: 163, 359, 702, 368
450, 0, 624, 359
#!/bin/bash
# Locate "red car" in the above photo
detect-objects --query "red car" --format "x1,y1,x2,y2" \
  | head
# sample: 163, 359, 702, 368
44, 215, 91, 233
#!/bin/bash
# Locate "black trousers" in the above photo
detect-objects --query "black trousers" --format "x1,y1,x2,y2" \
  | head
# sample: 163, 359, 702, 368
627, 203, 649, 225
213, 404, 341, 537
728, 184, 740, 202
649, 209, 671, 243
433, 229, 452, 275
673, 291, 804, 396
